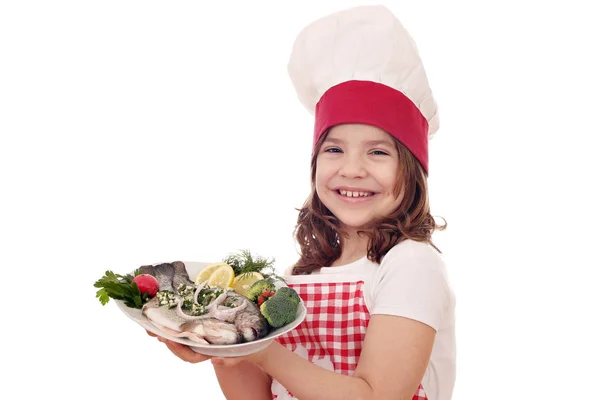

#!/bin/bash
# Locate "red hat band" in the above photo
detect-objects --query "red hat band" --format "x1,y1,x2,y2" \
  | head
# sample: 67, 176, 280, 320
314, 80, 429, 173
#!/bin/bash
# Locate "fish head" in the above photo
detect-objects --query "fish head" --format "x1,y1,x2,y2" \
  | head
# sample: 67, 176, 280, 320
235, 311, 270, 342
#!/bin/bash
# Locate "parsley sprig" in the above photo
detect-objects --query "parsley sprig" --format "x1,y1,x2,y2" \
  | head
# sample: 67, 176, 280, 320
94, 269, 150, 309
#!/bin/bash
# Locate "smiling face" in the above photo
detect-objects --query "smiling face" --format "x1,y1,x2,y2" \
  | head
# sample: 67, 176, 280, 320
315, 124, 404, 232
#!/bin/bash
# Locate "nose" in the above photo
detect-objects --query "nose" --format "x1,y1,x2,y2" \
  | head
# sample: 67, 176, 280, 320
339, 153, 367, 178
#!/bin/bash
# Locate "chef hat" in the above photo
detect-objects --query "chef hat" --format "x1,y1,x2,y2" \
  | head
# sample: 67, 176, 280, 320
288, 5, 439, 173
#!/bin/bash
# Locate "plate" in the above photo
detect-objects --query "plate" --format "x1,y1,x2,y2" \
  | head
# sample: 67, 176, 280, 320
115, 261, 306, 357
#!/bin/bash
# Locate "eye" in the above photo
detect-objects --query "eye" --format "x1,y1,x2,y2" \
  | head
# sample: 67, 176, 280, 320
370, 150, 389, 156
323, 147, 342, 153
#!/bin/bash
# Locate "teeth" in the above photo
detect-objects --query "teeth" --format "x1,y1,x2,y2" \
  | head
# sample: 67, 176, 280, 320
339, 190, 372, 197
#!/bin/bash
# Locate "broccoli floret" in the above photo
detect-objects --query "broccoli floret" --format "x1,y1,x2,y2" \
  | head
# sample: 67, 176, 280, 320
275, 286, 301, 305
259, 290, 300, 328
247, 279, 276, 302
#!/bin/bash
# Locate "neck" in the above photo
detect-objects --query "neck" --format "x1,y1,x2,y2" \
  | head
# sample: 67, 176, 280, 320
331, 229, 369, 267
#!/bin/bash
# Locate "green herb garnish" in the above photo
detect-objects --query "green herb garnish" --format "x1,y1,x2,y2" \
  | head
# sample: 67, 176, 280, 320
222, 249, 286, 283
93, 269, 150, 309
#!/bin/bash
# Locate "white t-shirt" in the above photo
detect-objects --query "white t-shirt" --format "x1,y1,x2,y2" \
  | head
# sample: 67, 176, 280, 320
284, 239, 456, 400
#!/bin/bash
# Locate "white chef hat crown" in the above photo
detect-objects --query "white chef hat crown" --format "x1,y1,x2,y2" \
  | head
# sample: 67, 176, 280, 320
288, 5, 439, 173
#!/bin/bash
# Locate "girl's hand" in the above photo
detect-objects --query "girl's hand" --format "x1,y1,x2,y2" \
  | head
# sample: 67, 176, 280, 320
146, 330, 211, 363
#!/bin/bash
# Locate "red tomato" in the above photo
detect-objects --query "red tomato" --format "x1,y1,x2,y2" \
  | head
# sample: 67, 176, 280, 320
132, 274, 159, 297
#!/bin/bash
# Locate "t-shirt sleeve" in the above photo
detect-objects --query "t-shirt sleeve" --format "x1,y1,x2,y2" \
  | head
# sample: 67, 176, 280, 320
368, 241, 452, 331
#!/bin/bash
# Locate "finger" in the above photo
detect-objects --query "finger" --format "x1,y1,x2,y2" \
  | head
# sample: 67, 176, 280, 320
146, 330, 157, 337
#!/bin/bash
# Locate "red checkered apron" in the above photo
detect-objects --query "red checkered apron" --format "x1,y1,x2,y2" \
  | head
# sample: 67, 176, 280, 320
271, 279, 428, 399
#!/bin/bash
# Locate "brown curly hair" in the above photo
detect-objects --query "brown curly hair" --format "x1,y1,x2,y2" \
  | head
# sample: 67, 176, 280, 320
291, 130, 446, 275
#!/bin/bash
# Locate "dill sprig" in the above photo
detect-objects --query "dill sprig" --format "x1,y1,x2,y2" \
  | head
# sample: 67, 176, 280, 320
222, 249, 286, 283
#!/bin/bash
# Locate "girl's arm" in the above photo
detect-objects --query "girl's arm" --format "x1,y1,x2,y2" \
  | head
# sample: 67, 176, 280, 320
254, 315, 435, 400
213, 361, 272, 400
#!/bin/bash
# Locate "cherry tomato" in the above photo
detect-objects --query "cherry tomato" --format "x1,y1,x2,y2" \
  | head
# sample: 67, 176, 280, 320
132, 274, 159, 297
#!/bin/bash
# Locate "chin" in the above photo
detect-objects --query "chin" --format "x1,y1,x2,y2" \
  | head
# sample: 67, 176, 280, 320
335, 215, 374, 231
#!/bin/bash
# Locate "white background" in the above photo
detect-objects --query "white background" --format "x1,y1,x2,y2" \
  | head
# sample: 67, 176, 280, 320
1, 1, 599, 399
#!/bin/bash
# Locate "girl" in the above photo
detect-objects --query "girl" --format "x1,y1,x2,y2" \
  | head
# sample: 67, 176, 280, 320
151, 5, 456, 400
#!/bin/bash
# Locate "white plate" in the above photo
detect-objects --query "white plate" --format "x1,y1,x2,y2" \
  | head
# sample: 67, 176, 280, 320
115, 261, 306, 357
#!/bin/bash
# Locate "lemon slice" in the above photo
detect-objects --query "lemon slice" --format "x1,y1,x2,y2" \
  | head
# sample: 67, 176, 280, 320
231, 272, 264, 297
195, 262, 230, 285
207, 264, 236, 289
